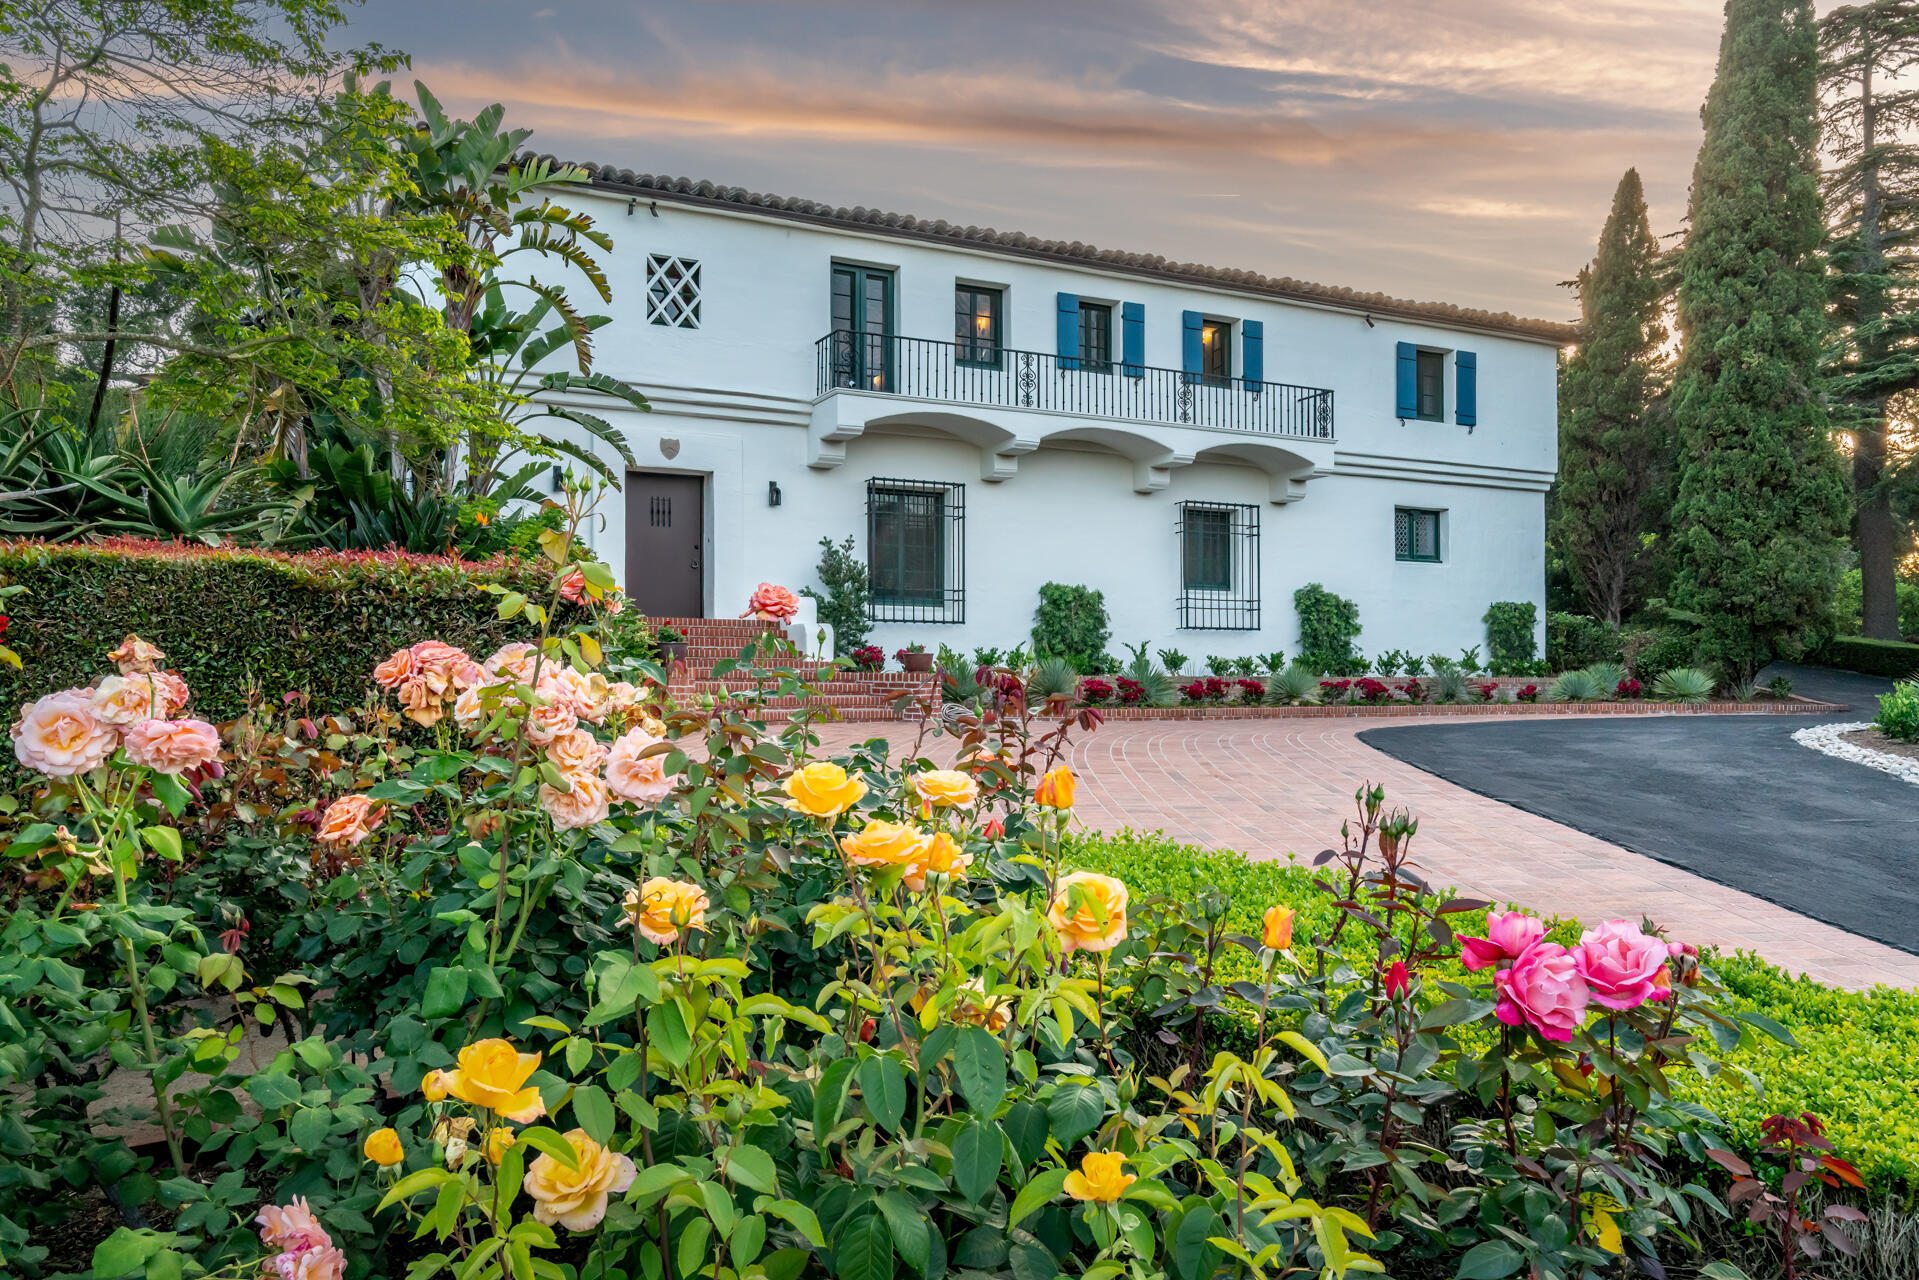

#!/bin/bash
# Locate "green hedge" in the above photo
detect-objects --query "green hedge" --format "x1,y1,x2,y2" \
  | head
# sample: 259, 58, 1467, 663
1070, 828, 1919, 1200
0, 539, 561, 721
1813, 634, 1919, 679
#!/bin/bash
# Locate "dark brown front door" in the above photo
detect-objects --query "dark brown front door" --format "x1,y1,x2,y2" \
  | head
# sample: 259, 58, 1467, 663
626, 471, 704, 617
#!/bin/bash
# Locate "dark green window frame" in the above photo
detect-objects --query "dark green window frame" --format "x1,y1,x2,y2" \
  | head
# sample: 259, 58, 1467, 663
1078, 302, 1113, 371
1201, 319, 1232, 384
955, 284, 1002, 368
830, 263, 895, 392
1415, 349, 1444, 421
1395, 508, 1442, 563
1182, 506, 1234, 591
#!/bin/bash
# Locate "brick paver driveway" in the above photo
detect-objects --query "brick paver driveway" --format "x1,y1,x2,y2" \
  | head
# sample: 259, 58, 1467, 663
809, 716, 1919, 992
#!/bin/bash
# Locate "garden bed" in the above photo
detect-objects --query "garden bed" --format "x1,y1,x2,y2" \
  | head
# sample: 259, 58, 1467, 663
1793, 720, 1919, 786
1070, 695, 1841, 720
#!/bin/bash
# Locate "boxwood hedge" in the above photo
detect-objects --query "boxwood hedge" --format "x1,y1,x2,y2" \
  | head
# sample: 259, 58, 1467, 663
1814, 635, 1919, 679
1070, 828, 1919, 1201
0, 539, 562, 722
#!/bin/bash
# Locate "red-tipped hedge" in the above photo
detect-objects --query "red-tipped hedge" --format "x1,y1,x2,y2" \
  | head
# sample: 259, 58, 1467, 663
0, 539, 564, 721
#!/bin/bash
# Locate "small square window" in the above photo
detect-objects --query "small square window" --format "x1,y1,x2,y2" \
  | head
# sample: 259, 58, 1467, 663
1415, 349, 1444, 421
1079, 302, 1112, 371
1395, 508, 1442, 563
646, 255, 701, 328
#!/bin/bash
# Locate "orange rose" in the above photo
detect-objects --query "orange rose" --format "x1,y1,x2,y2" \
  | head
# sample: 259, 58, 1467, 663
372, 648, 414, 689
741, 582, 800, 621
1035, 765, 1076, 809
317, 795, 385, 849
912, 769, 979, 808
1047, 871, 1128, 954
623, 876, 710, 945
904, 831, 973, 892
840, 819, 929, 868
442, 1038, 545, 1122
1262, 905, 1296, 951
783, 761, 867, 818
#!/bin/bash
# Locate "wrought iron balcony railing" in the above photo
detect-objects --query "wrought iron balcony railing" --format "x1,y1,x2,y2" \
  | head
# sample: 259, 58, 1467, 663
815, 331, 1335, 440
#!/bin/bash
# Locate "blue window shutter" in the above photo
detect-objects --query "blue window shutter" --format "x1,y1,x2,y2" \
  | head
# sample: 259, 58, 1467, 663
1456, 350, 1477, 426
1395, 342, 1418, 417
1120, 301, 1144, 377
1241, 319, 1264, 391
1182, 310, 1204, 377
1057, 292, 1080, 371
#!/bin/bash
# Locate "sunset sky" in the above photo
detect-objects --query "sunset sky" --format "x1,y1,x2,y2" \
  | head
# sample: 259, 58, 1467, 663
349, 0, 1741, 322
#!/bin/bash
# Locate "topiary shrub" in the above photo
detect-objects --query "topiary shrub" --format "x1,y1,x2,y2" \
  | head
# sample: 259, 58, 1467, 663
1483, 601, 1538, 671
0, 539, 559, 720
1294, 582, 1360, 672
798, 534, 871, 655
1031, 582, 1110, 669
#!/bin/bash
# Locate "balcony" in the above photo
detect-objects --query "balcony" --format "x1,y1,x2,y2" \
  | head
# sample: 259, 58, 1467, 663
813, 331, 1335, 440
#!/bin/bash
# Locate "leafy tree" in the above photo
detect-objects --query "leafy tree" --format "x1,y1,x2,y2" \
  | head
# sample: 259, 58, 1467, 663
800, 535, 871, 655
1820, 1, 1919, 639
1669, 0, 1850, 677
1553, 169, 1672, 625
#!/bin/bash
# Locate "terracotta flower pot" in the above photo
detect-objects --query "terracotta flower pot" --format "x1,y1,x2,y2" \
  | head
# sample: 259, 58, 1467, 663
900, 651, 934, 674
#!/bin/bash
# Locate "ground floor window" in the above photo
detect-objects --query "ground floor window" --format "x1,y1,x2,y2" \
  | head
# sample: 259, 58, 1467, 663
867, 478, 965, 623
1177, 500, 1259, 629
1396, 507, 1442, 562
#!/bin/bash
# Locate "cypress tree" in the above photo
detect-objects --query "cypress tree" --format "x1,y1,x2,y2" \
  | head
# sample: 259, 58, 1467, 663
1820, 1, 1919, 640
1554, 169, 1672, 625
1669, 0, 1850, 677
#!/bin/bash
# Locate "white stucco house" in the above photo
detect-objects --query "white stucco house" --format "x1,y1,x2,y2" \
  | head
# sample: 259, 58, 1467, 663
535, 159, 1572, 663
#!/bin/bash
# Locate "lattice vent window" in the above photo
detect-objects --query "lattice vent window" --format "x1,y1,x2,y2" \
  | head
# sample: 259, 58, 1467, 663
646, 255, 701, 328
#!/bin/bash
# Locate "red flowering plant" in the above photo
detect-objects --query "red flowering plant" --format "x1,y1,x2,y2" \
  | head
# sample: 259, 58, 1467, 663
1180, 677, 1229, 704
1077, 677, 1114, 705
1319, 678, 1353, 702
1354, 677, 1390, 705
1476, 682, 1499, 703
1116, 676, 1147, 705
1515, 683, 1540, 703
1397, 679, 1425, 704
1235, 677, 1265, 703
1616, 677, 1643, 699
849, 644, 884, 671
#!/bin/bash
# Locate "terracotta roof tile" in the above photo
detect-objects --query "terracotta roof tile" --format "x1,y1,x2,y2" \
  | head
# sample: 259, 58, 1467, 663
530, 154, 1579, 345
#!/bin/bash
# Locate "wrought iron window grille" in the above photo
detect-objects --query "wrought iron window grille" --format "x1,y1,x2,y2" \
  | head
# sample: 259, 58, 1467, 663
1176, 500, 1260, 630
867, 477, 966, 624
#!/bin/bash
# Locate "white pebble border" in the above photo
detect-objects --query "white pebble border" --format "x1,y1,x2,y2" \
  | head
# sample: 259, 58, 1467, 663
1792, 720, 1919, 787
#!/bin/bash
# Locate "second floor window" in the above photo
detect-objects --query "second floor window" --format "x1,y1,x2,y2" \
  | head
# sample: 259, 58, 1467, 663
1201, 319, 1232, 382
1079, 302, 1112, 371
1415, 349, 1444, 421
955, 285, 1001, 367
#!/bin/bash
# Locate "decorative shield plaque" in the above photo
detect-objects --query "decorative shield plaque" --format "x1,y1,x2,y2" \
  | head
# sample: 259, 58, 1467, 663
659, 436, 680, 460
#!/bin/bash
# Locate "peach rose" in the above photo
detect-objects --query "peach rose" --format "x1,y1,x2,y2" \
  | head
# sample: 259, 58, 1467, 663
372, 648, 414, 689
741, 582, 800, 621
442, 1038, 546, 1122
540, 772, 609, 831
153, 671, 190, 716
523, 698, 578, 745
90, 674, 157, 726
396, 675, 445, 728
546, 728, 608, 781
523, 1128, 636, 1231
912, 769, 979, 808
122, 718, 221, 775
317, 795, 385, 849
783, 761, 868, 818
108, 634, 166, 674
453, 685, 486, 731
606, 729, 673, 803
255, 1197, 345, 1280
12, 690, 118, 777
623, 876, 711, 945
1047, 871, 1129, 954
904, 831, 972, 892
483, 642, 541, 685
840, 818, 930, 868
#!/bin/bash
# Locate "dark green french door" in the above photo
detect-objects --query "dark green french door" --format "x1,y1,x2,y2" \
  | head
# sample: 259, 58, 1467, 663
831, 265, 894, 392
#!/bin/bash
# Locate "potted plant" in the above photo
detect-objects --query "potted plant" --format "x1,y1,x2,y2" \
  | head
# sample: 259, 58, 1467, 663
849, 644, 885, 672
655, 625, 688, 667
895, 643, 934, 674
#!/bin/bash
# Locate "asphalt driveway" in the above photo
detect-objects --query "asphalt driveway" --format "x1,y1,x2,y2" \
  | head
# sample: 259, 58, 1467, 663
1358, 664, 1919, 955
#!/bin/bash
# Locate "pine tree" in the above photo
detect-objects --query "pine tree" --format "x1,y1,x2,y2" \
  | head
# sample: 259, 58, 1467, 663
1553, 169, 1672, 625
1820, 1, 1919, 640
1669, 0, 1850, 677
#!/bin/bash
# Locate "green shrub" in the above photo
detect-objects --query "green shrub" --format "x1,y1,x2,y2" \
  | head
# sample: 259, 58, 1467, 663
0, 539, 556, 720
1030, 581, 1110, 666
1877, 680, 1919, 742
1546, 610, 1615, 670
799, 533, 870, 655
1621, 626, 1696, 678
1294, 581, 1360, 671
1653, 666, 1716, 702
1483, 600, 1538, 668
1548, 668, 1605, 702
1815, 634, 1919, 679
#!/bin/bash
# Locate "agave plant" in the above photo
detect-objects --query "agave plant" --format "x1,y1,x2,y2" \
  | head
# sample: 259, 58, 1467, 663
1433, 667, 1470, 704
1583, 662, 1627, 694
1549, 669, 1605, 702
1268, 663, 1323, 706
1028, 655, 1080, 699
1653, 667, 1716, 703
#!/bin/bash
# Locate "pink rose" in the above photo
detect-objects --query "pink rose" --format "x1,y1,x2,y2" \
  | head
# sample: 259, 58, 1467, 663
1493, 942, 1589, 1042
316, 795, 385, 849
372, 648, 414, 689
108, 634, 166, 674
741, 582, 800, 621
1460, 910, 1546, 972
606, 729, 673, 803
559, 569, 587, 604
1572, 919, 1669, 1011
257, 1197, 329, 1251
12, 690, 118, 777
122, 718, 221, 775
154, 671, 190, 716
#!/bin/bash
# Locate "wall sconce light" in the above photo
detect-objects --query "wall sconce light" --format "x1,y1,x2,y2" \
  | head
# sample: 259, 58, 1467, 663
551, 465, 565, 492
1363, 315, 1376, 329
768, 481, 782, 507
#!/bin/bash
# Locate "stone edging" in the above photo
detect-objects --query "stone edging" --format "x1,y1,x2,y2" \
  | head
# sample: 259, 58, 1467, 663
1066, 698, 1842, 721
1792, 720, 1919, 786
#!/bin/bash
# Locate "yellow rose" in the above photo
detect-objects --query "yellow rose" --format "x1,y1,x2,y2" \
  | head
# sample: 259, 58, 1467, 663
904, 831, 973, 892
1047, 871, 1129, 954
911, 769, 979, 808
422, 1069, 450, 1102
840, 819, 930, 868
1063, 1151, 1135, 1203
523, 1128, 638, 1231
1262, 905, 1296, 951
363, 1127, 404, 1167
783, 761, 868, 818
483, 1126, 516, 1166
622, 877, 711, 945
1035, 765, 1076, 809
442, 1039, 546, 1122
